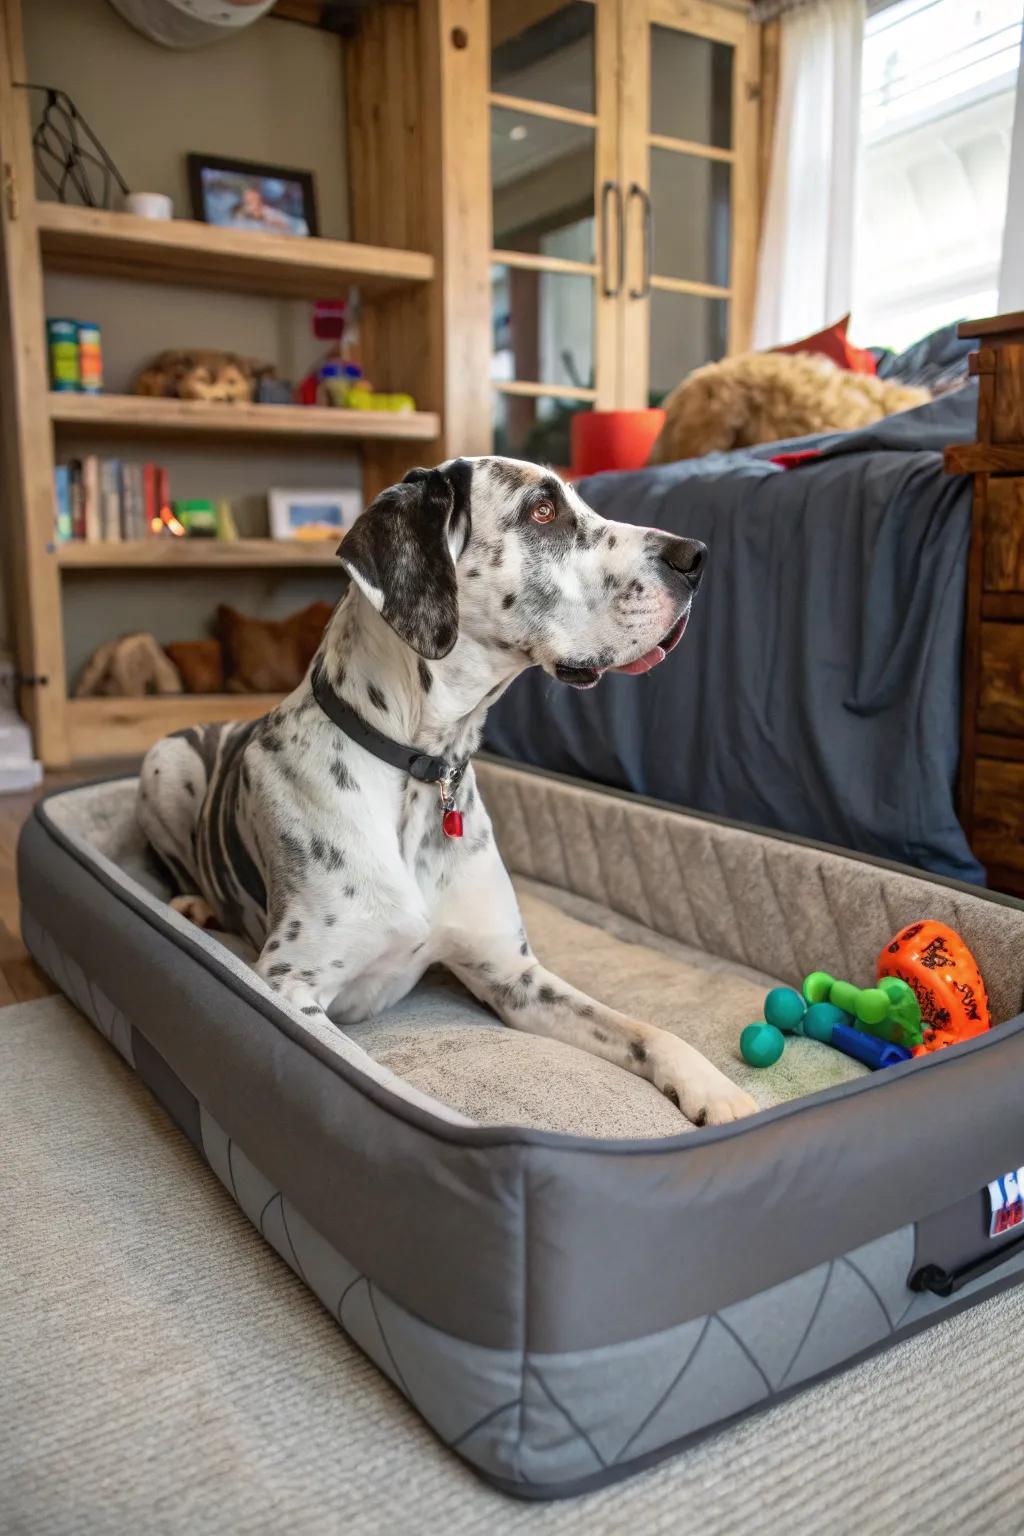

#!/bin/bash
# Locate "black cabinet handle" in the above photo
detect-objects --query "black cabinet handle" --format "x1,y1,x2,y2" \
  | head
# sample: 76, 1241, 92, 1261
600, 179, 623, 298
627, 182, 652, 301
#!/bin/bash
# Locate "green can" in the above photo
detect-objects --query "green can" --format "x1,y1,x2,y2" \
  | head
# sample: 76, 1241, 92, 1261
47, 318, 79, 391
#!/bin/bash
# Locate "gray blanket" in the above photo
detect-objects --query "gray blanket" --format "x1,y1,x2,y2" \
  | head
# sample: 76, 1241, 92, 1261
485, 388, 983, 883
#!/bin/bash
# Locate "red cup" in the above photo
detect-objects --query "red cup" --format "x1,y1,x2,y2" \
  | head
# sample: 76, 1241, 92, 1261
570, 409, 666, 478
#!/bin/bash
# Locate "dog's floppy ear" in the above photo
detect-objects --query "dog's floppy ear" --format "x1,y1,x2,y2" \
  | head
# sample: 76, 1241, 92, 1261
337, 461, 471, 659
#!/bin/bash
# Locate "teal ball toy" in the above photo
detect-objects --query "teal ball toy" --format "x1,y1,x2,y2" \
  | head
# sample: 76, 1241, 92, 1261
764, 986, 807, 1034
803, 1001, 848, 1043
740, 1022, 785, 1068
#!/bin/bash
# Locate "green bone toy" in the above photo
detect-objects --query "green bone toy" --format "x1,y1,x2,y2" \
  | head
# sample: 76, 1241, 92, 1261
801, 970, 923, 1048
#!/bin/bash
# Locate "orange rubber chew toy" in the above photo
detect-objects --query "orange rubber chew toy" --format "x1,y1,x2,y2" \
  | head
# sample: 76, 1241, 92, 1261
877, 921, 990, 1057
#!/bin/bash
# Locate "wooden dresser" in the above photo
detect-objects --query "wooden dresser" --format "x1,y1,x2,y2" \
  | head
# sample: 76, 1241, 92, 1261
946, 312, 1024, 895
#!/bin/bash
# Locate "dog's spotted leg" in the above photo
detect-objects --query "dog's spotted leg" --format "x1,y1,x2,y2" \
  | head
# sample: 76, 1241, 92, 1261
461, 951, 755, 1126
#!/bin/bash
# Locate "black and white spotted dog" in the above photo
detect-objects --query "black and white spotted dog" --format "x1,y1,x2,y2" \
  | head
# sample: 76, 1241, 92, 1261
138, 457, 756, 1126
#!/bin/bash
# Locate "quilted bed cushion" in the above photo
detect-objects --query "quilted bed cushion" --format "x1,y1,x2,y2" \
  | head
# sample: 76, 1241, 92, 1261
42, 775, 888, 1138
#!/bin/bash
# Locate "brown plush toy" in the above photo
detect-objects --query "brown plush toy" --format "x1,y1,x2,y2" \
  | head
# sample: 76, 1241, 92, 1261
216, 600, 333, 694
165, 639, 225, 694
75, 632, 183, 697
133, 349, 277, 403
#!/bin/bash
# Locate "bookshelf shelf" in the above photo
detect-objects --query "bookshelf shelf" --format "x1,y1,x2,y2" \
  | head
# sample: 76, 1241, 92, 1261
36, 203, 434, 299
57, 538, 342, 569
48, 393, 441, 444
66, 693, 283, 760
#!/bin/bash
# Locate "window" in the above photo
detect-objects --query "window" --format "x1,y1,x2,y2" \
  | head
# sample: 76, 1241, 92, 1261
851, 0, 1023, 351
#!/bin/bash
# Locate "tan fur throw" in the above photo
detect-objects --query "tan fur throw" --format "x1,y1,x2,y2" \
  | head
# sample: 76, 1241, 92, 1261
649, 352, 933, 464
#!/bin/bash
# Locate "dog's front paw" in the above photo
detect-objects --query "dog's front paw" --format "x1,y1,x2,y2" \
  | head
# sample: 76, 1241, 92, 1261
653, 1045, 758, 1127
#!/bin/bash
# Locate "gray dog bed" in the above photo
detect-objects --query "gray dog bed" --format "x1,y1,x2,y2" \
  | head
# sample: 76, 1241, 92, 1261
17, 757, 1024, 1498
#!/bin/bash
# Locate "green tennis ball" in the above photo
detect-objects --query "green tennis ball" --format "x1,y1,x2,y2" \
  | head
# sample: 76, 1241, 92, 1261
855, 987, 890, 1026
803, 970, 834, 1005
740, 1022, 785, 1068
764, 986, 806, 1034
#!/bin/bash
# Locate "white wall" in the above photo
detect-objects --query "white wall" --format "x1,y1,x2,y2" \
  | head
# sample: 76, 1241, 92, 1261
10, 0, 357, 686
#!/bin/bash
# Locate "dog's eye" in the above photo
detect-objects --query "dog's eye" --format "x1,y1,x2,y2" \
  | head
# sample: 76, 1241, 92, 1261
531, 501, 556, 525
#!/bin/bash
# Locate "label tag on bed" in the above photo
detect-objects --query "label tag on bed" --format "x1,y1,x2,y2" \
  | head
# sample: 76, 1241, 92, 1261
988, 1168, 1024, 1238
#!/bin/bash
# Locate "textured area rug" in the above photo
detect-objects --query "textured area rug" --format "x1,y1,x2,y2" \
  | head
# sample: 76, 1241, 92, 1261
2, 995, 1022, 1535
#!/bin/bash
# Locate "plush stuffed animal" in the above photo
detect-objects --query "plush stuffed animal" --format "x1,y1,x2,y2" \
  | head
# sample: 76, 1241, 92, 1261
75, 632, 183, 698
216, 600, 333, 694
133, 349, 278, 404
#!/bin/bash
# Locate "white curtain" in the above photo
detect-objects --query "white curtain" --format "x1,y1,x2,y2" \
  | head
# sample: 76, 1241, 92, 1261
752, 0, 867, 350
999, 41, 1024, 313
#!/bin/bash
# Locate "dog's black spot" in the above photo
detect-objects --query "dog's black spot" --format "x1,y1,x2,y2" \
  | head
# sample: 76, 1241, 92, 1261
490, 547, 503, 568
279, 830, 305, 865
267, 962, 292, 977
266, 940, 280, 953
520, 940, 529, 956
575, 1002, 595, 1019
260, 729, 285, 753
663, 1086, 680, 1107
301, 1005, 322, 1017
494, 639, 514, 652
593, 1027, 608, 1043
299, 968, 318, 982
330, 758, 353, 791
630, 1040, 647, 1064
502, 592, 516, 609
466, 567, 480, 579
309, 836, 345, 872
344, 884, 356, 899
325, 913, 337, 928
603, 572, 618, 591
286, 920, 302, 942
418, 659, 433, 693
153, 767, 160, 775
184, 779, 196, 798
367, 683, 387, 714
291, 732, 299, 745
607, 534, 617, 548
694, 1108, 709, 1127
332, 959, 345, 969
538, 984, 560, 1005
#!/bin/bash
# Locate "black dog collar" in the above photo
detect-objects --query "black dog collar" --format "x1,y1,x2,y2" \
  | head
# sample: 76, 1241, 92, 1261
311, 663, 467, 837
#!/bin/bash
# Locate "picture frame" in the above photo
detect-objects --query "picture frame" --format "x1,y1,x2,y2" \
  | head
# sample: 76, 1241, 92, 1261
187, 153, 319, 238
268, 489, 361, 542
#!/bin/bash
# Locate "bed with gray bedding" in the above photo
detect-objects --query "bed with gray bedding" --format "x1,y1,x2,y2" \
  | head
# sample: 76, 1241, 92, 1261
486, 388, 981, 884
18, 755, 1024, 1498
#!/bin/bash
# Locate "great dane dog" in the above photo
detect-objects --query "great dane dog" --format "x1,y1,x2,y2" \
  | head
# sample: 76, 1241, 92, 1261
138, 457, 757, 1126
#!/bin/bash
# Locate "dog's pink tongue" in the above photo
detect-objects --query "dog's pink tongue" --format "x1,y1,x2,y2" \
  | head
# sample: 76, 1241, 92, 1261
613, 645, 666, 675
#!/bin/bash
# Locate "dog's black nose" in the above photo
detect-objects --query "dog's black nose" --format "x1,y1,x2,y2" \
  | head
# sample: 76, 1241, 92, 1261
661, 537, 707, 590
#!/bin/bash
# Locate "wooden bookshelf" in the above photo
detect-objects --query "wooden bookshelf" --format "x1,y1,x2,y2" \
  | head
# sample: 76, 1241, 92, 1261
48, 392, 441, 444
57, 538, 341, 569
36, 202, 434, 299
66, 693, 282, 760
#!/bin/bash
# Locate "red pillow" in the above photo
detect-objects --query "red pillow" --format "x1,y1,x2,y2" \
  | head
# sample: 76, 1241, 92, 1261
773, 314, 877, 375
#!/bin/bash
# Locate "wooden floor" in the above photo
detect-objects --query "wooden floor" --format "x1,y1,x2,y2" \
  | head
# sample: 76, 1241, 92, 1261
0, 762, 139, 1006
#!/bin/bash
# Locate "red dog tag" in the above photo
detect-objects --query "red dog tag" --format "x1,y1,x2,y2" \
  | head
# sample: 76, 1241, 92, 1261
442, 808, 463, 839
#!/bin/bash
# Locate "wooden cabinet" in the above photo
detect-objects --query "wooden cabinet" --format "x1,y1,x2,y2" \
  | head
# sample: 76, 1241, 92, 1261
946, 314, 1024, 894
486, 0, 760, 461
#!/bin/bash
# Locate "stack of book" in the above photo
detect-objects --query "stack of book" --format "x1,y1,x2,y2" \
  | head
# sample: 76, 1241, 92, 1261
53, 457, 170, 542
